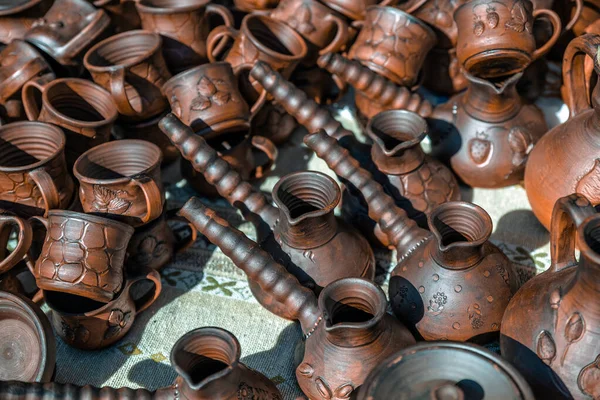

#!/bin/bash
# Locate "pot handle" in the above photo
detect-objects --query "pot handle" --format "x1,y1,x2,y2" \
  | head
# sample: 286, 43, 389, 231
131, 175, 163, 224
549, 193, 597, 273
108, 68, 138, 118
25, 215, 48, 275
532, 9, 562, 61
125, 268, 162, 313
0, 213, 33, 275
400, 0, 428, 14
28, 168, 60, 217
207, 25, 239, 63
165, 208, 198, 254
566, 0, 583, 32
319, 14, 350, 55
22, 78, 46, 121
233, 63, 268, 116
562, 33, 600, 117
250, 135, 278, 179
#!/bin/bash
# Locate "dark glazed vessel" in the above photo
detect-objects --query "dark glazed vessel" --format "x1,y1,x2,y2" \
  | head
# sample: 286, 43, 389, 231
525, 34, 600, 230
177, 199, 416, 399
430, 71, 547, 188
305, 129, 520, 341
0, 0, 52, 44
0, 327, 282, 399
501, 193, 600, 399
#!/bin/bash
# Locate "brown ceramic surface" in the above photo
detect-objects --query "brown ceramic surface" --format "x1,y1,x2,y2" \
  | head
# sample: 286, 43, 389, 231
24, 0, 111, 67
348, 6, 436, 87
0, 0, 52, 44
84, 30, 172, 121
30, 210, 134, 303
136, 0, 234, 74
399, 0, 466, 47
321, 0, 397, 20
93, 0, 141, 33
0, 122, 74, 217
74, 140, 164, 227
250, 102, 297, 145
0, 212, 32, 275
45, 268, 161, 350
234, 0, 279, 12
454, 0, 561, 78
422, 46, 468, 96
571, 0, 599, 35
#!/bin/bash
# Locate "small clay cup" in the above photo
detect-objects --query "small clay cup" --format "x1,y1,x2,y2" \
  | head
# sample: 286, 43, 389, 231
348, 6, 437, 87
0, 0, 53, 45
45, 268, 161, 350
21, 78, 118, 168
0, 122, 74, 218
84, 30, 172, 121
207, 13, 307, 100
320, 0, 397, 20
0, 211, 32, 275
454, 0, 561, 78
73, 140, 164, 227
163, 62, 266, 136
24, 0, 111, 67
28, 210, 134, 303
136, 0, 234, 74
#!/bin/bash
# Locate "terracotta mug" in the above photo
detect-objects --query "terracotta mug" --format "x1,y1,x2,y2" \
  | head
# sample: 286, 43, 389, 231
44, 268, 161, 350
28, 210, 134, 303
0, 0, 53, 45
0, 211, 33, 275
136, 0, 234, 74
24, 0, 111, 67
0, 122, 74, 218
84, 30, 172, 121
163, 62, 267, 136
348, 6, 437, 87
321, 0, 397, 20
454, 0, 561, 78
207, 13, 307, 99
235, 0, 280, 12
73, 140, 164, 227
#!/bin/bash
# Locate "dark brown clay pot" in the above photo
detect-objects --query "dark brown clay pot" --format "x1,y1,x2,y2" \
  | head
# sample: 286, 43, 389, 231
305, 129, 520, 342
136, 0, 234, 74
250, 102, 298, 145
0, 327, 282, 399
357, 342, 535, 399
177, 198, 416, 400
0, 122, 74, 218
0, 290, 55, 382
501, 194, 600, 399
0, 0, 52, 45
525, 34, 600, 230
430, 71, 547, 188
320, 0, 398, 21
93, 0, 141, 34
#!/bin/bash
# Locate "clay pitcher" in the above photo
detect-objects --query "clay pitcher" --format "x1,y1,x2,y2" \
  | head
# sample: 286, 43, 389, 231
177, 198, 416, 400
501, 193, 600, 399
525, 34, 600, 230
0, 0, 52, 45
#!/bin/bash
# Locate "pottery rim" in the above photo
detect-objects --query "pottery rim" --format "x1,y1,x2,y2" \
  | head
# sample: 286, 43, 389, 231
0, 0, 44, 16
242, 14, 308, 61
46, 209, 135, 234
367, 110, 427, 156
136, 0, 211, 14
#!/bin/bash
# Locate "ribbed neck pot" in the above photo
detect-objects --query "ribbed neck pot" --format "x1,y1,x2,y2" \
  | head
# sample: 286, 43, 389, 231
462, 71, 522, 123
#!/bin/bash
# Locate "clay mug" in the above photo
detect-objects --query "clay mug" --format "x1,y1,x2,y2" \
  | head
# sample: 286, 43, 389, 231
28, 210, 134, 303
320, 0, 397, 20
0, 211, 33, 275
84, 30, 172, 122
454, 0, 561, 78
73, 140, 164, 227
235, 0, 280, 12
93, 0, 141, 34
0, 0, 53, 45
0, 122, 74, 218
269, 0, 350, 64
347, 6, 437, 87
207, 13, 308, 100
23, 0, 111, 67
44, 268, 161, 350
136, 0, 234, 74
163, 62, 267, 136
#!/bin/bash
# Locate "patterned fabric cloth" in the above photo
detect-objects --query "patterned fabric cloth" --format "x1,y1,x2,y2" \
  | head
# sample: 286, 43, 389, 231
50, 97, 564, 399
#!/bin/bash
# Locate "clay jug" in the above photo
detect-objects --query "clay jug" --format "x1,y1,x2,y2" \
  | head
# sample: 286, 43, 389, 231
159, 113, 375, 319
501, 193, 600, 399
0, 0, 53, 45
525, 34, 600, 230
430, 70, 548, 188
305, 129, 521, 342
0, 327, 282, 399
178, 198, 416, 400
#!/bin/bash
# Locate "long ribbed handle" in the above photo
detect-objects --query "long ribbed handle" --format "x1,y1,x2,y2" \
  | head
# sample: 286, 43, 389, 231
159, 113, 279, 229
178, 198, 321, 333
0, 381, 161, 400
304, 130, 429, 257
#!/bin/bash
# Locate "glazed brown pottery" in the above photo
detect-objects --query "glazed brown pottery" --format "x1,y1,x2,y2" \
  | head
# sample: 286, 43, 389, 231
501, 194, 600, 399
305, 129, 520, 342
320, 0, 397, 20
0, 0, 52, 44
357, 342, 535, 399
22, 78, 118, 168
162, 62, 266, 136
0, 122, 74, 217
347, 6, 437, 87
234, 0, 279, 12
73, 140, 164, 227
29, 210, 134, 303
178, 198, 416, 400
270, 0, 350, 64
84, 30, 172, 121
207, 13, 308, 99
454, 0, 561, 78
136, 0, 234, 74
0, 290, 55, 382
0, 212, 32, 275
525, 34, 600, 230
93, 0, 141, 33
430, 71, 547, 188
0, 327, 283, 399
24, 0, 111, 67
45, 268, 161, 350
